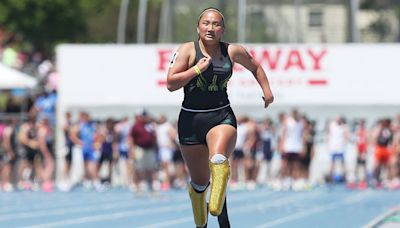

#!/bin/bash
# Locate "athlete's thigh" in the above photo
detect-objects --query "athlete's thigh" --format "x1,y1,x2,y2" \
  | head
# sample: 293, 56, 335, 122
180, 144, 210, 184
206, 124, 237, 158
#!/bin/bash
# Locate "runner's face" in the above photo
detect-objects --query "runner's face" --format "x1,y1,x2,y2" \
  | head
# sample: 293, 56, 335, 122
197, 11, 224, 42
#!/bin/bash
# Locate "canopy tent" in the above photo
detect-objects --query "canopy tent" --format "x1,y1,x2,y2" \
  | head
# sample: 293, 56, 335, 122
0, 64, 38, 116
0, 63, 38, 89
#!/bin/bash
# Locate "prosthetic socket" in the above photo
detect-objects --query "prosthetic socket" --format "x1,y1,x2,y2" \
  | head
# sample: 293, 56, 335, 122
209, 159, 230, 216
189, 184, 209, 227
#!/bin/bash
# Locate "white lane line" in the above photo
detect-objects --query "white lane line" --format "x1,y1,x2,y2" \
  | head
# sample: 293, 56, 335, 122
254, 191, 373, 228
0, 195, 189, 221
21, 190, 277, 227
138, 217, 194, 228
137, 192, 323, 228
231, 192, 322, 213
0, 192, 133, 213
22, 204, 191, 228
0, 196, 131, 214
362, 205, 400, 228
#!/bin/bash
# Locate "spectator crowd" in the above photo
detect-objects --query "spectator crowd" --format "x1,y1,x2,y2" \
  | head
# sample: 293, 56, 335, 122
1, 106, 400, 194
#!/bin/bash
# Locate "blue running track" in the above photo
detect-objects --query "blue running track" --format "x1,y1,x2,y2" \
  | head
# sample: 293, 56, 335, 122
0, 186, 399, 228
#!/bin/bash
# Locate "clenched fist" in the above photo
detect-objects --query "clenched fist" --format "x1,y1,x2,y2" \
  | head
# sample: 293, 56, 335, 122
196, 57, 212, 72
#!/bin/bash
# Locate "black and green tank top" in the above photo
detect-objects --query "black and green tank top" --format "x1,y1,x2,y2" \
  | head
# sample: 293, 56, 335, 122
182, 41, 233, 111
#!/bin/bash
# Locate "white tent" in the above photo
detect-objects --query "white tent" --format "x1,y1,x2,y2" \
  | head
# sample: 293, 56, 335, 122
0, 63, 37, 89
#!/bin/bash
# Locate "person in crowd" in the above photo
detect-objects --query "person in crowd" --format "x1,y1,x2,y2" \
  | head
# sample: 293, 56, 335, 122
0, 118, 18, 192
17, 118, 40, 190
372, 118, 393, 188
156, 115, 177, 191
327, 116, 349, 184
243, 118, 259, 190
97, 118, 117, 187
270, 112, 287, 190
280, 109, 304, 190
115, 117, 133, 188
130, 109, 158, 195
300, 117, 315, 189
171, 120, 188, 190
259, 117, 275, 186
70, 112, 102, 191
355, 119, 368, 189
60, 111, 74, 191
388, 114, 400, 189
230, 116, 249, 190
29, 90, 57, 126
37, 117, 55, 192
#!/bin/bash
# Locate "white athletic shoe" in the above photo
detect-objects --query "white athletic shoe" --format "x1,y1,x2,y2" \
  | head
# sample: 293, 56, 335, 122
2, 183, 14, 192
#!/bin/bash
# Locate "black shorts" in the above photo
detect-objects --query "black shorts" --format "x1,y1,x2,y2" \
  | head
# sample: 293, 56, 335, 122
232, 149, 244, 160
65, 144, 73, 163
99, 151, 113, 165
282, 152, 300, 163
262, 141, 273, 161
18, 147, 39, 163
301, 156, 311, 167
0, 152, 16, 164
172, 149, 184, 163
178, 106, 237, 145
357, 154, 366, 165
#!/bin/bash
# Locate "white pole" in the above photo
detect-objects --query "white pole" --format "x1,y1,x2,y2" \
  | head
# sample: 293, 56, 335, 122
117, 0, 130, 43
238, 0, 246, 43
137, 0, 148, 43
294, 0, 302, 43
350, 0, 359, 42
158, 0, 172, 43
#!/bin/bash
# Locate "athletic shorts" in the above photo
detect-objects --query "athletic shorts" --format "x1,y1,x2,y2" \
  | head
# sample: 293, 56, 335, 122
232, 149, 244, 160
119, 149, 129, 160
99, 151, 113, 164
178, 106, 237, 145
65, 144, 73, 163
134, 147, 158, 172
331, 152, 345, 162
172, 149, 184, 163
282, 152, 300, 162
262, 141, 273, 161
158, 148, 174, 163
357, 153, 367, 165
0, 151, 16, 164
301, 156, 311, 167
375, 146, 391, 164
82, 147, 100, 162
18, 147, 39, 163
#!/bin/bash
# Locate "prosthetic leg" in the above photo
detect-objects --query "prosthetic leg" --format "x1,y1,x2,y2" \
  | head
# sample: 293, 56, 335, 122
189, 183, 209, 227
217, 197, 231, 228
209, 160, 230, 216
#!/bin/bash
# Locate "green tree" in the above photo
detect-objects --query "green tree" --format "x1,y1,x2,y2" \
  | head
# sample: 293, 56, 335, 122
0, 0, 89, 55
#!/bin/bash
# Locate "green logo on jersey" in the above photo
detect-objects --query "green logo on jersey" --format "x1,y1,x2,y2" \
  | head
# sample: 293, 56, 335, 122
196, 74, 207, 91
196, 73, 231, 92
208, 75, 218, 91
219, 73, 232, 89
